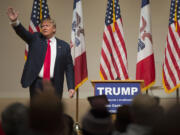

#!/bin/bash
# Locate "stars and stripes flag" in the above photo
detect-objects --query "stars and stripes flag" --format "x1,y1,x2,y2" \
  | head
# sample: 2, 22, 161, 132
25, 0, 50, 60
136, 0, 155, 91
100, 0, 128, 80
162, 0, 180, 93
71, 0, 88, 90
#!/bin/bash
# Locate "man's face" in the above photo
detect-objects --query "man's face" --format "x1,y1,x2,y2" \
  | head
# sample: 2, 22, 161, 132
41, 21, 56, 39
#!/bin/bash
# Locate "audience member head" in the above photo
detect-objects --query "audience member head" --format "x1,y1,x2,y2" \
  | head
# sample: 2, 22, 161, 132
153, 96, 160, 105
1, 102, 28, 135
0, 122, 5, 135
81, 95, 113, 135
29, 80, 64, 135
152, 103, 180, 135
63, 113, 75, 135
87, 95, 109, 110
114, 105, 132, 133
130, 94, 158, 126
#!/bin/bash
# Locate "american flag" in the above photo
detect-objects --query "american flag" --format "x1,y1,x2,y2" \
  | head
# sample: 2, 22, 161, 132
71, 0, 88, 90
25, 0, 50, 59
162, 0, 180, 93
100, 0, 128, 80
136, 0, 155, 91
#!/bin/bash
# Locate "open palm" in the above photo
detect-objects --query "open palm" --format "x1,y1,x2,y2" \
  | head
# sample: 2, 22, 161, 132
7, 7, 18, 21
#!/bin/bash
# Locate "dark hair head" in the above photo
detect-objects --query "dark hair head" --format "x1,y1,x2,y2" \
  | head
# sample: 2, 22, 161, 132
29, 89, 64, 134
1, 102, 28, 135
115, 105, 132, 133
82, 107, 112, 135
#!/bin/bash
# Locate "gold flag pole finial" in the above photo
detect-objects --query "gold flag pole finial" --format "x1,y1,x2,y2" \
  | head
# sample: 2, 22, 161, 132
175, 0, 178, 32
112, 0, 116, 32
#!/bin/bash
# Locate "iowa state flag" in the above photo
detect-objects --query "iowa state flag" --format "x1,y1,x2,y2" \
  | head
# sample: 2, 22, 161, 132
136, 0, 155, 91
71, 0, 88, 90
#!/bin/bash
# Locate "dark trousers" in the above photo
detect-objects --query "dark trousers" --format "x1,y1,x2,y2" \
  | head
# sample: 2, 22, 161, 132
29, 77, 56, 100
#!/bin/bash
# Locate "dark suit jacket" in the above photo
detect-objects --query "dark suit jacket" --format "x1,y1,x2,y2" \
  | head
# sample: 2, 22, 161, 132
13, 23, 75, 96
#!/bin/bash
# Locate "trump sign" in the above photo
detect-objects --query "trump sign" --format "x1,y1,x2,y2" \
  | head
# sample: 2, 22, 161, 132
94, 82, 141, 113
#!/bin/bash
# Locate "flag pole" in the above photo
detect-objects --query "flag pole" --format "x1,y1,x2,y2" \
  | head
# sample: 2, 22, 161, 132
76, 88, 79, 122
176, 88, 179, 104
74, 88, 82, 135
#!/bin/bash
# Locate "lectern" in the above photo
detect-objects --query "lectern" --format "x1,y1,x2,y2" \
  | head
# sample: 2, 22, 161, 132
91, 80, 144, 113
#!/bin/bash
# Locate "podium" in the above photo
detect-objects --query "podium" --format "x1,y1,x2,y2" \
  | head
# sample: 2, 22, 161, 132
91, 80, 144, 113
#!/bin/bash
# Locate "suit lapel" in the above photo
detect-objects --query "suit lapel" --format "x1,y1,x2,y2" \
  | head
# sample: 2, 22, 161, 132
56, 38, 62, 48
56, 38, 63, 56
40, 38, 48, 63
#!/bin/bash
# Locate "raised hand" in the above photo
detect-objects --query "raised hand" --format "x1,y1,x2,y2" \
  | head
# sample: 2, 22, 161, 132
7, 7, 18, 21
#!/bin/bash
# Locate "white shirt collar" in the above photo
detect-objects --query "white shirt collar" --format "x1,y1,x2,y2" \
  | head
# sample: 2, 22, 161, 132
48, 36, 56, 42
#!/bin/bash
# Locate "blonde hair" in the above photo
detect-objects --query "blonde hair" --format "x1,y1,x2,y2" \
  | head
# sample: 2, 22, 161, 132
40, 18, 56, 28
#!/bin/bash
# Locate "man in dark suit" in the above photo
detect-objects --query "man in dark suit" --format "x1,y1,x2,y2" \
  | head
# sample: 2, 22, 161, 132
7, 7, 75, 99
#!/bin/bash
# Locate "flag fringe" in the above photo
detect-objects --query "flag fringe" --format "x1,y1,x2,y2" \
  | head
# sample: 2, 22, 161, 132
100, 71, 105, 80
141, 80, 155, 92
162, 72, 180, 93
75, 77, 88, 91
24, 55, 27, 61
